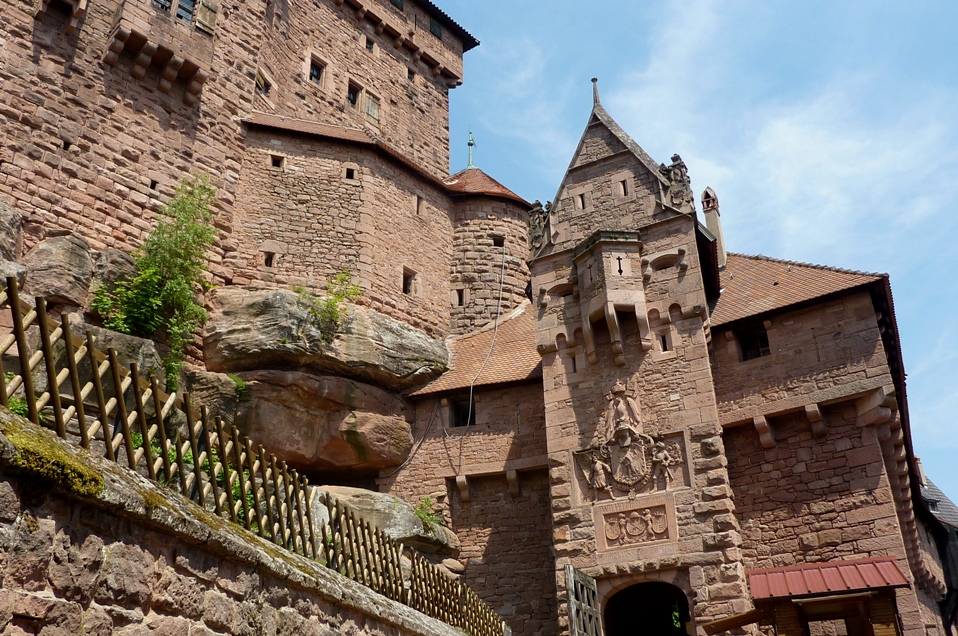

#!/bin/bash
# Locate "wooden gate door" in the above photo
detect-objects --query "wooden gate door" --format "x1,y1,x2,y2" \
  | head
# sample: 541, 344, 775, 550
566, 564, 604, 636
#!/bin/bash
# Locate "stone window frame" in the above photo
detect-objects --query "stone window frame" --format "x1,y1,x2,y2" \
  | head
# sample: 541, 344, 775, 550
269, 154, 286, 170
735, 320, 772, 362
611, 170, 637, 204
346, 80, 363, 109
342, 162, 361, 185
567, 184, 594, 213
258, 240, 287, 271
402, 266, 419, 296
364, 35, 375, 54
451, 286, 469, 307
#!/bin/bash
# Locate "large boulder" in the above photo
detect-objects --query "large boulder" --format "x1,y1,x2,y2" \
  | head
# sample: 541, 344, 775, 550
22, 233, 94, 306
183, 369, 241, 427
89, 248, 136, 298
315, 486, 460, 557
203, 287, 448, 392
0, 202, 22, 262
234, 370, 412, 472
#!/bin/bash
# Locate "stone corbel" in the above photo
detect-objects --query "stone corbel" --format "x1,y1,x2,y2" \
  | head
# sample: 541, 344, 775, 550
132, 42, 158, 80
158, 56, 184, 93
855, 385, 897, 427
411, 49, 422, 63
754, 415, 775, 449
374, 20, 385, 34
103, 28, 131, 66
431, 64, 443, 77
183, 70, 208, 106
506, 470, 519, 498
805, 403, 826, 438
455, 475, 470, 503
354, 7, 366, 19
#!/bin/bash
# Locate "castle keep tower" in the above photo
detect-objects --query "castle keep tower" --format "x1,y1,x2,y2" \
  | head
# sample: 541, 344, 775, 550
530, 84, 747, 632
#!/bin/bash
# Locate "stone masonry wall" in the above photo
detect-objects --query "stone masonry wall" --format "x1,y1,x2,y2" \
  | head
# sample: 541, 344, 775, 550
0, 0, 263, 283
450, 197, 530, 334
711, 292, 893, 426
0, 410, 463, 636
254, 0, 458, 178
232, 131, 456, 337
724, 405, 929, 635
379, 383, 549, 636
449, 470, 559, 636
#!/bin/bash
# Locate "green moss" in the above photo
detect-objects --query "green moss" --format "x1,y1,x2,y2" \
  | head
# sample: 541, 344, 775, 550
140, 488, 168, 511
342, 428, 368, 461
6, 424, 104, 498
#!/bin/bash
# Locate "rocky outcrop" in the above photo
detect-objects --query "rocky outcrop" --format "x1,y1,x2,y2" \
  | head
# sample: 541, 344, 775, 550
183, 369, 242, 427
89, 248, 136, 300
22, 233, 95, 307
317, 486, 460, 558
203, 287, 448, 392
0, 203, 22, 262
235, 371, 412, 472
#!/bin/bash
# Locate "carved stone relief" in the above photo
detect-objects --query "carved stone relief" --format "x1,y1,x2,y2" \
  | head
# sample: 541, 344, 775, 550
603, 504, 670, 547
574, 381, 687, 502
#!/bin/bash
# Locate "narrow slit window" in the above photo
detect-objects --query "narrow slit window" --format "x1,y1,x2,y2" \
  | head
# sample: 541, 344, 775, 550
264, 252, 275, 267
365, 36, 374, 53
456, 289, 464, 306
402, 268, 417, 295
416, 195, 425, 215
660, 333, 669, 352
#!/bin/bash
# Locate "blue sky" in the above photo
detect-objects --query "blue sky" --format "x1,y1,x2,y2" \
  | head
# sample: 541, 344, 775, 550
441, 1, 958, 499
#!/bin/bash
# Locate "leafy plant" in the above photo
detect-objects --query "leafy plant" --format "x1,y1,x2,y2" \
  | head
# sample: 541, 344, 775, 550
4, 372, 45, 424
294, 270, 363, 344
92, 175, 218, 390
227, 373, 250, 398
414, 495, 442, 531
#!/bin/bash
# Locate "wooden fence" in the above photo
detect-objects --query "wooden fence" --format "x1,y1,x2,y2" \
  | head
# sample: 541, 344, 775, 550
0, 277, 506, 636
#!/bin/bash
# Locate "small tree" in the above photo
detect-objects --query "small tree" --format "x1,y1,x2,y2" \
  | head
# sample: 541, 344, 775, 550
93, 175, 217, 388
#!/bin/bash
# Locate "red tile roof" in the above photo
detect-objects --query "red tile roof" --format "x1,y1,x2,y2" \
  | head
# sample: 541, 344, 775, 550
409, 301, 540, 396
711, 253, 884, 327
444, 168, 530, 207
748, 557, 909, 600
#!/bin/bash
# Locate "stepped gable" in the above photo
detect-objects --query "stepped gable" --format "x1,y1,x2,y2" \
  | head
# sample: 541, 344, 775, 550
410, 301, 540, 395
444, 167, 530, 207
711, 252, 885, 326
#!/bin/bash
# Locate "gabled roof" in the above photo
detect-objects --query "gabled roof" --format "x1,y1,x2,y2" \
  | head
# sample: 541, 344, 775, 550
588, 103, 669, 188
444, 167, 531, 207
409, 301, 540, 396
710, 253, 885, 327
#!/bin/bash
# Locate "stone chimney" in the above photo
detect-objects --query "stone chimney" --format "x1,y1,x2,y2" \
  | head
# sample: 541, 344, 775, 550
701, 187, 726, 269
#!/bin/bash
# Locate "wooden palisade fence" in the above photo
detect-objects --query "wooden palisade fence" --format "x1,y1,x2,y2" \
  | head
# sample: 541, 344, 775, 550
0, 277, 506, 636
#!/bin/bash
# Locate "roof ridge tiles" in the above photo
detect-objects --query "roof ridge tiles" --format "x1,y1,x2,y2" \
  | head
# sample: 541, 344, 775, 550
727, 252, 886, 279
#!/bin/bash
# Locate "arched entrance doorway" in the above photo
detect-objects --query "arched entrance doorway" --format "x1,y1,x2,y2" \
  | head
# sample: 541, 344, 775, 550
603, 581, 691, 636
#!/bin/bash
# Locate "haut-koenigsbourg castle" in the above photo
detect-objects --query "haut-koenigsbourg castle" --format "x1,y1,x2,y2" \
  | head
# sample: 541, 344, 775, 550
1, 0, 957, 634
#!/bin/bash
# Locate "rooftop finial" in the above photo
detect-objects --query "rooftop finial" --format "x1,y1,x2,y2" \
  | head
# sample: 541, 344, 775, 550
467, 126, 476, 169
592, 77, 600, 106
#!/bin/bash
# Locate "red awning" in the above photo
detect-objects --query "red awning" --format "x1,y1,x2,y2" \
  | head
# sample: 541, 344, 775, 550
748, 557, 910, 600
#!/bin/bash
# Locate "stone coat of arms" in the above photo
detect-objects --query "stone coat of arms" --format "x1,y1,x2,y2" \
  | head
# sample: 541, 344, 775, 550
575, 381, 683, 499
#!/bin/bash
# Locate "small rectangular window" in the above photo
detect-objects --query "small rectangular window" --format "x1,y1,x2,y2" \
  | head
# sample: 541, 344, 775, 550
738, 325, 771, 361
451, 398, 475, 428
175, 0, 195, 21
345, 167, 356, 180
308, 58, 324, 85
456, 289, 464, 306
402, 268, 417, 295
492, 235, 505, 248
270, 155, 284, 169
366, 93, 380, 120
407, 69, 416, 82
390, 0, 403, 9
416, 195, 425, 215
429, 16, 442, 39
347, 82, 361, 108
153, 0, 172, 11
255, 71, 271, 96
618, 179, 629, 197
576, 193, 586, 210
365, 36, 374, 53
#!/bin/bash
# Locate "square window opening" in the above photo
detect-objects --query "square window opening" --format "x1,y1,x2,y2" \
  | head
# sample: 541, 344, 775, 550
345, 167, 356, 180
429, 16, 442, 39
492, 235, 505, 248
270, 154, 284, 169
347, 82, 361, 108
451, 398, 475, 428
738, 325, 771, 361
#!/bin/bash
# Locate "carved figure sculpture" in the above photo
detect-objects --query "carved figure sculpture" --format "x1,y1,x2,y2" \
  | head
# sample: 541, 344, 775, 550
651, 441, 677, 489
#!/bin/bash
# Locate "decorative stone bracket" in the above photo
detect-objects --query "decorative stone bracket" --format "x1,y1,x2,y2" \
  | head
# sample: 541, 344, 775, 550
753, 415, 775, 449
641, 246, 688, 283
855, 385, 897, 428
35, 0, 87, 34
805, 403, 826, 438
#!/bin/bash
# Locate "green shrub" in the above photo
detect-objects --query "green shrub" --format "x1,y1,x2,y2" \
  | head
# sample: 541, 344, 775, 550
294, 270, 362, 344
92, 176, 217, 390
414, 496, 442, 531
